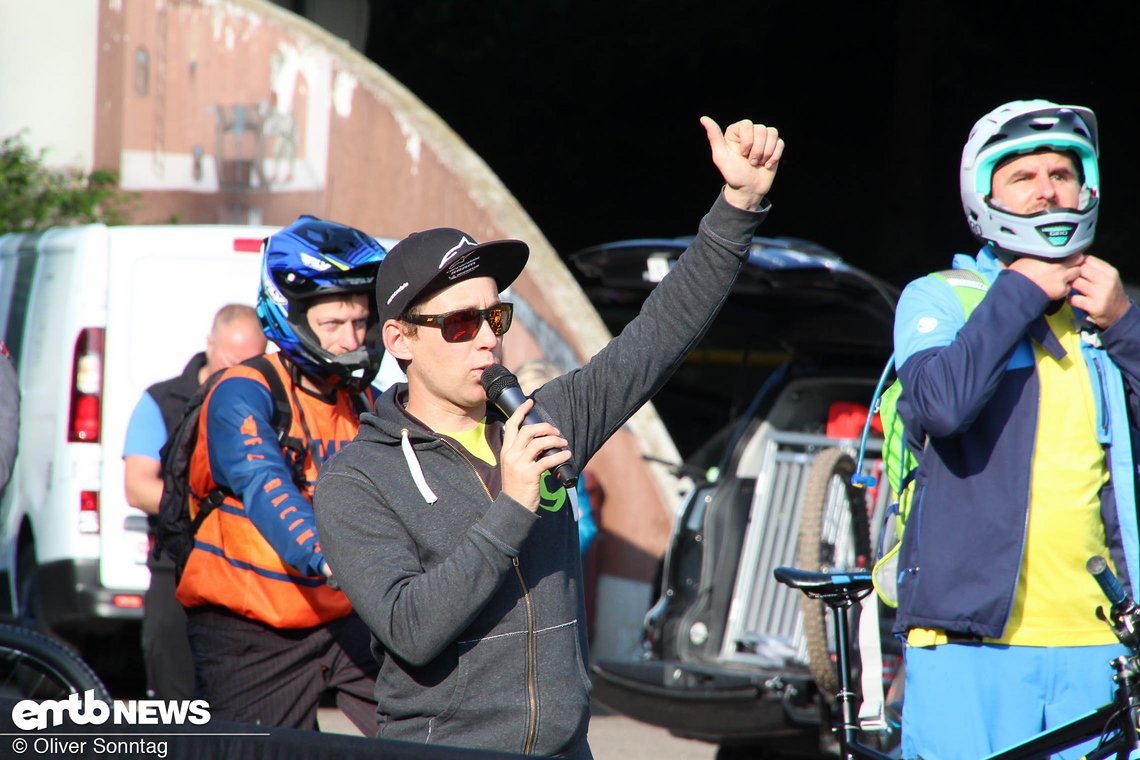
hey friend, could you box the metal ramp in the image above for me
[718,423,886,668]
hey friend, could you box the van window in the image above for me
[0,233,42,362]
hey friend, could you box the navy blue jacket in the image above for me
[892,248,1140,638]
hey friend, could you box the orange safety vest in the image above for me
[176,353,362,629]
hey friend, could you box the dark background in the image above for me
[363,1,1137,290]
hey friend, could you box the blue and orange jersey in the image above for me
[176,352,372,629]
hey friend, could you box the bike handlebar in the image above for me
[1088,555,1128,608]
[1087,555,1140,651]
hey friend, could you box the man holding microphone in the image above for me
[315,114,785,757]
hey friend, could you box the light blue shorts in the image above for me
[902,641,1126,760]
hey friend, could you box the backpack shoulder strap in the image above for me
[883,267,991,496]
[930,268,988,319]
[240,354,307,490]
[242,354,292,438]
[350,387,377,417]
[933,267,986,288]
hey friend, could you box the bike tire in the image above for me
[796,448,872,697]
[0,622,112,701]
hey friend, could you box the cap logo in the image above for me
[439,237,476,270]
[386,281,410,305]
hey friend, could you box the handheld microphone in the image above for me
[482,364,578,488]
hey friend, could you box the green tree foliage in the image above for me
[0,132,135,234]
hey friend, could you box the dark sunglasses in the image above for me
[402,303,514,343]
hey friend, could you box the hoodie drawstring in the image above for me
[401,428,438,504]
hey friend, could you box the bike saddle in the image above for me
[773,566,874,602]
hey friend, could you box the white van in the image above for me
[0,224,280,654]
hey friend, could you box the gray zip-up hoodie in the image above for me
[313,193,768,757]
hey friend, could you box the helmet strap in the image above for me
[282,354,338,400]
[988,243,1019,268]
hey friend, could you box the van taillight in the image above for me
[112,594,144,609]
[79,490,100,534]
[68,328,105,443]
[233,238,262,253]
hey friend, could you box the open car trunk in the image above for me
[571,236,899,748]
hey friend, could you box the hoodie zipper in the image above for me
[434,435,537,751]
[513,556,538,754]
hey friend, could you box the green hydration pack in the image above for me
[867,269,988,607]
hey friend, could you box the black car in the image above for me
[570,236,901,758]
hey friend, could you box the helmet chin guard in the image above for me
[960,100,1099,260]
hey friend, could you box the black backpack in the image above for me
[153,354,307,576]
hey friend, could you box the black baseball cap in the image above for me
[376,228,530,324]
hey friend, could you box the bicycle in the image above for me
[774,557,1140,760]
[772,566,892,760]
[0,620,111,701]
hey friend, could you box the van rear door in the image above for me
[7,226,110,580]
[100,226,272,594]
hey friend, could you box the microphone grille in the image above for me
[481,364,517,401]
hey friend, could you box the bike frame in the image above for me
[775,565,1140,760]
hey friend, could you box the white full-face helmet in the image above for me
[960,99,1099,259]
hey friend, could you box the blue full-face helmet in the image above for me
[257,215,386,391]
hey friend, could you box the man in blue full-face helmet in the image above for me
[892,100,1140,758]
[175,215,387,731]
